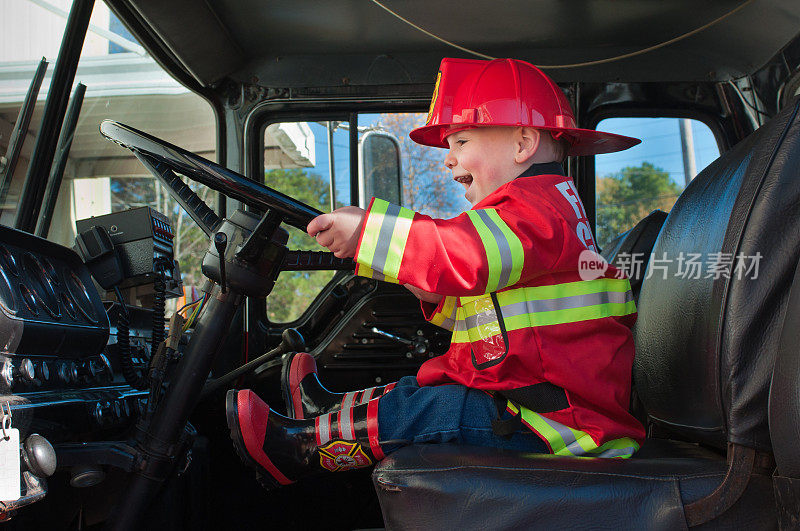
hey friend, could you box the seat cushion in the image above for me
[372,441,775,530]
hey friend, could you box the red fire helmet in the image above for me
[410,58,641,156]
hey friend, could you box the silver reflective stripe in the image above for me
[368,269,389,282]
[597,446,637,458]
[342,391,358,406]
[475,209,514,289]
[463,306,498,331]
[453,316,467,333]
[318,413,331,445]
[440,317,456,330]
[340,393,356,440]
[539,413,579,449]
[372,203,403,273]
[500,290,633,318]
[359,387,376,404]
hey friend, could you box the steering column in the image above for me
[110,210,288,531]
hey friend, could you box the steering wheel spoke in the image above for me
[134,152,221,237]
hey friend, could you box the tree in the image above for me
[595,162,682,249]
[377,113,468,218]
[262,168,334,322]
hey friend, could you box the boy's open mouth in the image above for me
[454,174,473,186]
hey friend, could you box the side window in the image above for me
[594,117,720,249]
[264,121,351,323]
[359,113,469,218]
[266,114,471,323]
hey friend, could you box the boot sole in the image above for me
[225,389,281,490]
[279,352,298,419]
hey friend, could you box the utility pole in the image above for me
[679,119,697,187]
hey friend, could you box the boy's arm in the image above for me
[354,197,565,296]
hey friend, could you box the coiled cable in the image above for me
[115,286,147,390]
[151,263,167,355]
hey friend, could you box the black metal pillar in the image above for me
[35,83,86,238]
[15,0,94,232]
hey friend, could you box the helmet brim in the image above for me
[409,123,641,156]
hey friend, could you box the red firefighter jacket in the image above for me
[353,163,646,457]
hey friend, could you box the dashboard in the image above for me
[0,224,151,499]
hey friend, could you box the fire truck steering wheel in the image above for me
[99,119,323,232]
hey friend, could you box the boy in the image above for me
[226,58,645,488]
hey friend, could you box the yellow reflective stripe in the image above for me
[459,294,493,317]
[429,296,457,331]
[452,280,636,343]
[453,300,636,342]
[451,306,469,343]
[355,263,400,284]
[357,199,389,266]
[355,199,414,280]
[461,278,632,307]
[510,401,639,458]
[484,209,524,286]
[467,210,502,292]
[503,300,637,329]
[466,209,524,293]
[507,278,632,302]
[383,207,415,279]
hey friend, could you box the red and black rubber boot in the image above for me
[280,352,397,419]
[226,388,388,489]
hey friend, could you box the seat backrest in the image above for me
[633,96,800,453]
[601,209,668,303]
[770,256,800,476]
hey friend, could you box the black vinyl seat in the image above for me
[601,209,668,303]
[372,97,800,529]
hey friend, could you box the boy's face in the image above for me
[443,127,523,206]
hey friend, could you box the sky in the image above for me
[595,117,720,188]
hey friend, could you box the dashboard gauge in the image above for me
[60,292,77,320]
[0,265,16,314]
[39,257,61,286]
[23,254,60,319]
[18,284,38,315]
[66,272,98,323]
[0,247,19,276]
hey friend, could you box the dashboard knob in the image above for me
[36,361,52,384]
[96,354,113,383]
[78,360,98,384]
[16,359,36,385]
[93,402,104,424]
[58,361,78,385]
[22,434,56,478]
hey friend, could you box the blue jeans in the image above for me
[377,376,549,454]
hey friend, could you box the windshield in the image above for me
[0,1,217,294]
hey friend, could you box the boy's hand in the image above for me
[307,206,366,258]
[404,284,443,305]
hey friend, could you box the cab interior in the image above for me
[2,0,800,529]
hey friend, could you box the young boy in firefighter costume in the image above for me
[226,57,647,488]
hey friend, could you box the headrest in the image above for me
[634,97,800,452]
